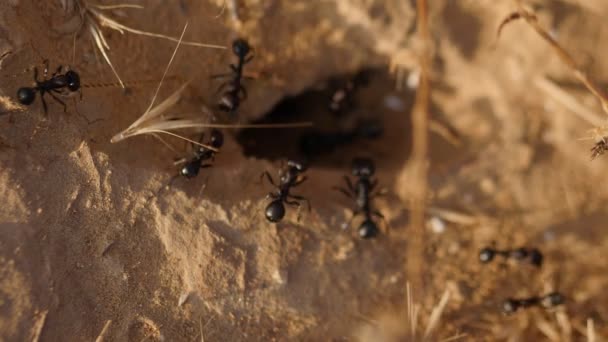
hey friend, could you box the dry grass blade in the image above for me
[587,319,596,342]
[497,2,608,115]
[406,0,432,295]
[87,6,226,49]
[111,23,312,149]
[95,320,112,342]
[87,18,124,88]
[76,0,225,87]
[423,288,451,340]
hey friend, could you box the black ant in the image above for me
[328,71,370,117]
[334,157,385,239]
[213,38,253,115]
[479,246,543,267]
[502,292,565,314]
[16,60,80,114]
[262,160,310,223]
[177,129,224,179]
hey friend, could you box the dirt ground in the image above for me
[1,0,608,341]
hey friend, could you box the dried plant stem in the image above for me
[95,320,112,342]
[534,76,604,127]
[499,2,608,115]
[407,0,431,293]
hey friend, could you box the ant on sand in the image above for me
[479,246,543,268]
[334,157,385,239]
[214,39,253,116]
[176,129,224,179]
[16,60,80,114]
[262,160,310,223]
[502,292,565,314]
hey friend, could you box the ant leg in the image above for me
[289,194,311,212]
[332,186,353,199]
[343,176,355,193]
[245,55,254,63]
[230,64,238,72]
[260,171,277,187]
[40,93,49,116]
[52,65,62,77]
[238,85,247,100]
[33,67,40,83]
[48,91,67,113]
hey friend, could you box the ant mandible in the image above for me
[334,157,385,239]
[17,60,80,114]
[262,160,310,223]
[178,129,224,179]
[502,292,565,314]
[214,39,253,116]
[479,246,543,267]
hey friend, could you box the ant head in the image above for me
[352,157,375,177]
[180,160,200,178]
[17,87,36,105]
[265,200,285,223]
[65,70,80,91]
[232,39,251,58]
[218,92,240,112]
[287,160,307,172]
[541,292,564,308]
[358,219,379,239]
[529,248,543,267]
[502,299,519,314]
[479,247,495,263]
[209,129,224,149]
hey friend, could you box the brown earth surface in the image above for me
[1,0,608,341]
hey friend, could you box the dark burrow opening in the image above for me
[235,69,415,173]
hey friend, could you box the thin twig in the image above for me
[407,0,432,294]
[498,2,608,115]
[95,320,112,342]
[534,76,604,127]
[30,310,48,342]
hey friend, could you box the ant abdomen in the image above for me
[359,219,379,239]
[209,129,224,149]
[479,247,495,263]
[180,161,201,178]
[265,200,286,223]
[17,88,36,105]
[65,70,81,91]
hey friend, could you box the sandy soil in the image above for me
[2,0,608,341]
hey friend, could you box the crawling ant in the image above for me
[335,157,385,239]
[177,129,224,178]
[262,160,310,223]
[479,246,543,267]
[502,292,565,314]
[16,60,80,114]
[213,38,253,115]
[299,119,383,157]
[328,71,370,117]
